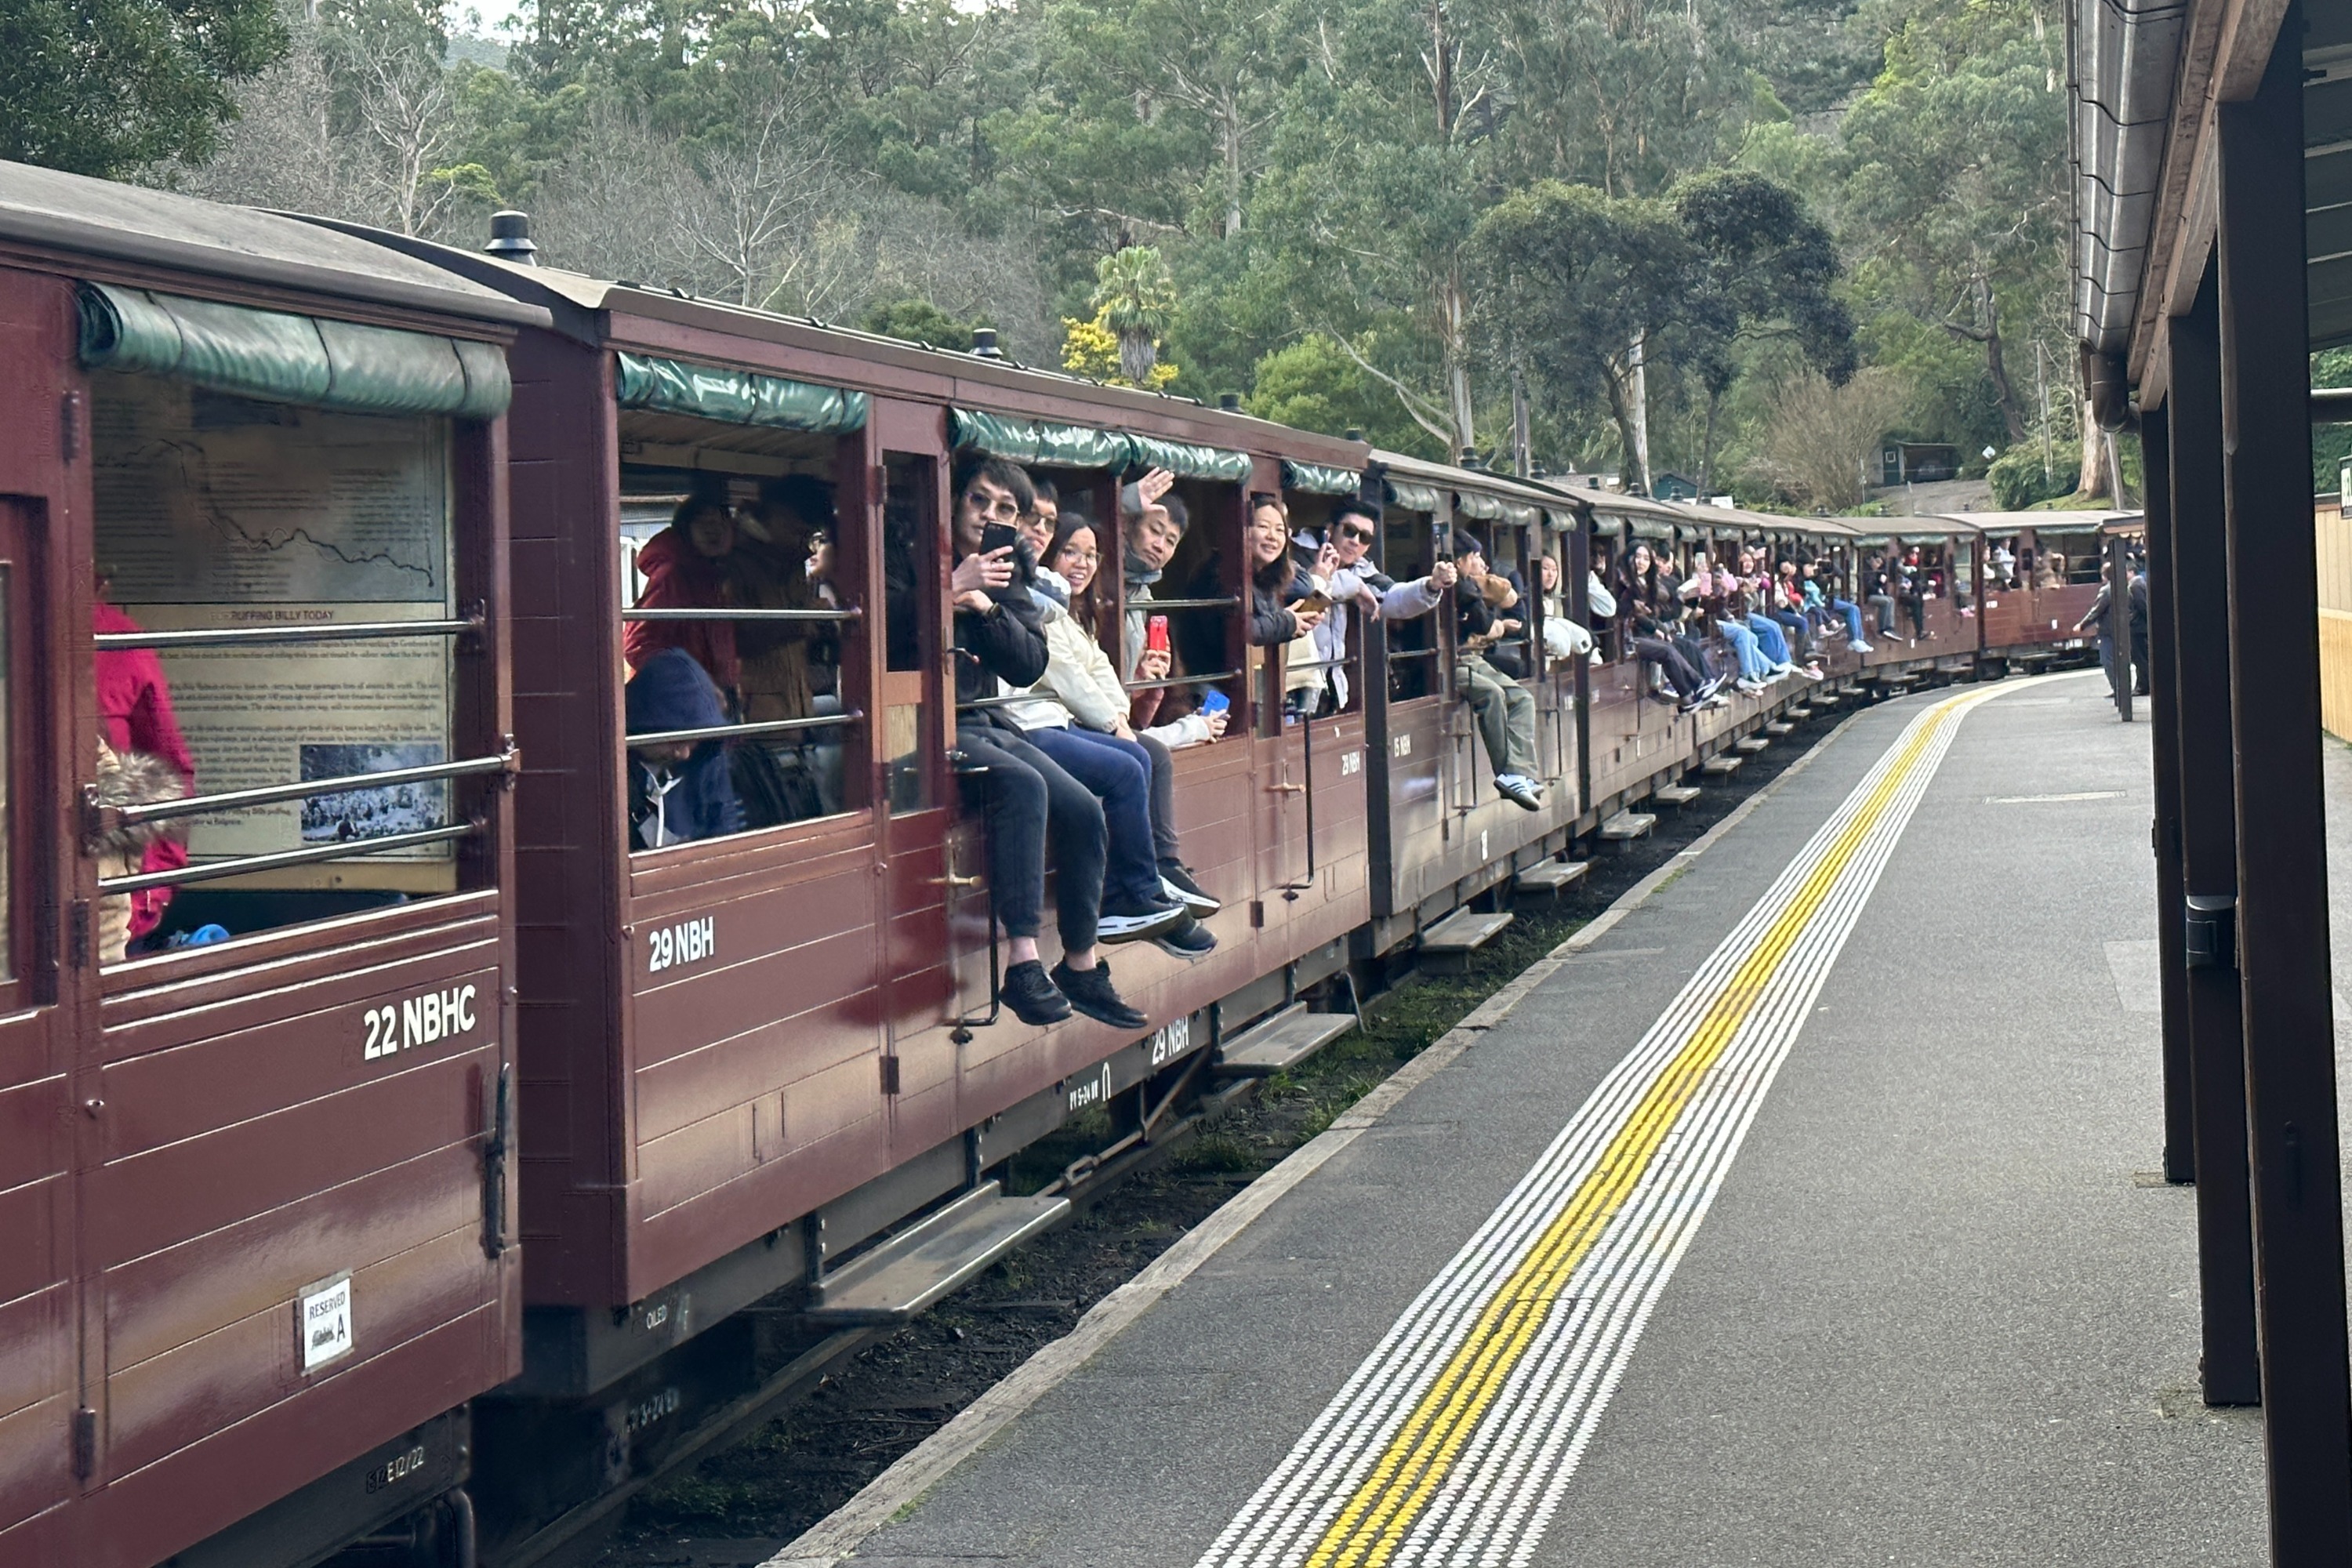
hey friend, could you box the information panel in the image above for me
[91,375,458,884]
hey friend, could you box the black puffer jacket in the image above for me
[884,535,1049,731]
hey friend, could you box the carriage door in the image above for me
[871,402,967,1155]
[0,497,75,1558]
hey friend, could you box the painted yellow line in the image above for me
[1303,702,1959,1568]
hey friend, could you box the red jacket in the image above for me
[623,526,738,693]
[94,601,196,938]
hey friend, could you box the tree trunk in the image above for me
[1696,385,1721,497]
[1604,369,1643,492]
[1438,268,1474,453]
[1220,88,1243,239]
[2078,400,2107,497]
[1120,329,1156,386]
[1975,275,2029,443]
[1627,332,1653,495]
[1510,368,1531,477]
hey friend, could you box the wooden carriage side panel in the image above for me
[622,826,890,1299]
[505,329,629,1306]
[0,269,76,1557]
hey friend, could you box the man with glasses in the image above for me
[1294,499,1456,714]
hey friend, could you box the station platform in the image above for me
[775,673,2270,1568]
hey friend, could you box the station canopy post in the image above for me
[2168,274,2261,1409]
[2139,408,2194,1185]
[2216,9,2352,1548]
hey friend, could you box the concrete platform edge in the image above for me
[762,713,1860,1568]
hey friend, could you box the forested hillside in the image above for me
[2,0,2082,508]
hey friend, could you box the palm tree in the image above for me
[1090,247,1178,385]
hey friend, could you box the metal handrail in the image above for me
[621,606,862,622]
[628,710,862,748]
[1386,646,1442,662]
[100,822,480,895]
[1129,597,1240,612]
[1123,669,1240,693]
[98,749,517,829]
[96,616,480,652]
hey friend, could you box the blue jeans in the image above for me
[1745,614,1791,666]
[1022,724,1163,910]
[1829,597,1867,644]
[1717,619,1769,680]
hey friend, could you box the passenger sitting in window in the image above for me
[1001,506,1218,956]
[730,476,831,724]
[1246,495,1326,649]
[1022,475,1062,561]
[890,455,1178,1031]
[624,490,739,699]
[1119,468,1186,729]
[1535,552,1595,670]
[1046,513,1225,753]
[626,648,744,849]
[1287,500,1451,715]
[1614,543,1717,712]
[1448,531,1543,811]
[94,585,197,947]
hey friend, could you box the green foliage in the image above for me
[1987,439,2079,510]
[859,296,985,353]
[1244,335,1440,457]
[1090,246,1178,383]
[2317,347,2352,494]
[1,0,288,176]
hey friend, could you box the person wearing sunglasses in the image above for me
[1290,499,1456,714]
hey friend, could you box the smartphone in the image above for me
[979,521,1020,557]
[1146,615,1171,652]
[1294,590,1333,615]
[1197,688,1231,717]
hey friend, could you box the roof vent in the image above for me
[1343,426,1364,442]
[485,210,539,265]
[971,328,1004,359]
[1218,392,1241,411]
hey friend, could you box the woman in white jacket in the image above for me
[1000,514,1225,920]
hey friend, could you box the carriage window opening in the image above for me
[89,372,469,960]
[882,452,938,815]
[616,412,861,848]
[1272,492,1367,722]
[1382,506,1441,702]
[1125,476,1241,737]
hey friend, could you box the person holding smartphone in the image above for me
[887,456,1181,1030]
[1450,531,1544,811]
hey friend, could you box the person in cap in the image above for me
[1449,530,1544,811]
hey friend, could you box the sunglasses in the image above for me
[1338,524,1375,543]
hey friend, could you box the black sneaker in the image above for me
[1154,911,1217,958]
[1049,960,1148,1031]
[1096,898,1187,945]
[1159,863,1221,916]
[1000,960,1071,1026]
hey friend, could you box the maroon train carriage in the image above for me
[303,220,1385,1549]
[1965,510,2127,668]
[1357,454,1591,943]
[0,163,537,1568]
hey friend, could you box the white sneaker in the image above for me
[1851,641,1874,655]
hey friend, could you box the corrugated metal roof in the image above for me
[0,160,546,328]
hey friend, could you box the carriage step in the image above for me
[804,1181,1069,1324]
[1785,706,1813,720]
[1733,737,1770,754]
[1652,784,1702,808]
[1421,908,1515,955]
[1811,691,1842,706]
[1515,858,1591,895]
[1765,721,1795,736]
[1599,811,1657,847]
[1700,754,1744,777]
[1216,1002,1357,1077]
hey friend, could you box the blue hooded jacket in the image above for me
[626,649,745,848]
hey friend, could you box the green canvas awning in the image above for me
[1127,434,1253,483]
[1385,478,1443,513]
[1544,508,1579,532]
[1497,499,1541,528]
[617,353,866,434]
[949,408,1129,469]
[1454,490,1504,521]
[78,282,510,419]
[1281,459,1361,496]
[1607,510,1676,540]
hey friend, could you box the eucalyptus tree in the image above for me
[2,0,287,176]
